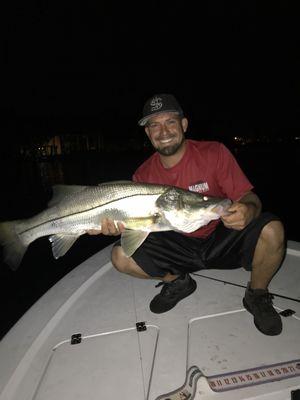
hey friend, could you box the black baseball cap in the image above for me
[138,93,184,126]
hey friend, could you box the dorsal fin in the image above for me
[48,185,88,207]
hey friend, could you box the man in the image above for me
[91,93,286,336]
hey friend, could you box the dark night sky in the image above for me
[1,2,300,338]
[1,1,300,141]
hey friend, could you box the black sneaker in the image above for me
[150,274,197,314]
[243,283,282,336]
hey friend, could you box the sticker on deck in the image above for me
[208,358,300,392]
[156,359,300,399]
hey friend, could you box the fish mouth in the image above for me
[211,199,232,216]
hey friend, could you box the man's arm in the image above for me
[238,191,262,217]
[221,191,262,231]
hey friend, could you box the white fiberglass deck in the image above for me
[0,241,299,400]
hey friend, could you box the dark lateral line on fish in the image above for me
[18,191,162,235]
[192,273,300,304]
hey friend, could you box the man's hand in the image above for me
[221,202,254,230]
[86,218,125,236]
[221,191,262,231]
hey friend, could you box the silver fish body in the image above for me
[0,181,231,270]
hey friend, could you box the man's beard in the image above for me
[155,137,185,156]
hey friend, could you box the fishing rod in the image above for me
[193,273,300,304]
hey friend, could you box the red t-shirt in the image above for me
[133,140,253,238]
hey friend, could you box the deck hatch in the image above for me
[32,325,159,400]
[187,309,300,396]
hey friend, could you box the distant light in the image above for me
[233,136,244,143]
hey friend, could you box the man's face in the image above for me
[145,112,188,156]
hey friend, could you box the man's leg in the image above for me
[111,245,179,281]
[251,220,286,289]
[111,245,197,313]
[243,220,285,335]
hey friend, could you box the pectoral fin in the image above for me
[121,230,149,257]
[49,234,80,259]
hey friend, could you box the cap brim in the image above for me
[138,110,182,126]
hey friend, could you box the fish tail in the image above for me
[0,220,28,270]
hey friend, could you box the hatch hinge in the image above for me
[71,333,82,344]
[291,388,300,399]
[136,322,147,332]
[279,309,296,317]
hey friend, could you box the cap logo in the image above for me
[150,96,163,112]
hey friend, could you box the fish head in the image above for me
[156,188,232,232]
[185,194,232,217]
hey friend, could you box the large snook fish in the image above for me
[0,181,231,270]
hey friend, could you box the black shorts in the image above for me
[114,212,281,278]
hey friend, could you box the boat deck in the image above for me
[0,241,299,400]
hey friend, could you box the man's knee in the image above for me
[260,220,285,249]
[111,246,140,275]
[111,246,131,273]
[111,245,151,279]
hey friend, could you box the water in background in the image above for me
[0,144,299,338]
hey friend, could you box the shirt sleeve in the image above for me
[216,143,254,201]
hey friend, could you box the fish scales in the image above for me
[17,183,167,232]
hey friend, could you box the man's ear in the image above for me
[145,127,150,137]
[182,117,188,133]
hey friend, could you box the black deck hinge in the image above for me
[291,388,300,399]
[136,322,147,332]
[71,333,82,344]
[279,309,296,317]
